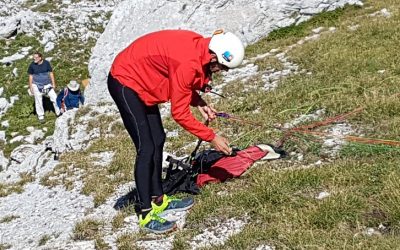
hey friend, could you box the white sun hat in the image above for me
[67,80,80,91]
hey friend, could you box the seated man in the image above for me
[28,52,61,122]
[56,80,85,113]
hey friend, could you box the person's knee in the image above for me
[137,143,156,160]
[154,132,166,149]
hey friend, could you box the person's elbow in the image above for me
[171,111,184,124]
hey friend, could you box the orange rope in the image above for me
[219,106,400,148]
[292,107,364,131]
[277,107,367,148]
[294,130,400,147]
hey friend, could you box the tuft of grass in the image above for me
[254,55,284,72]
[268,5,362,41]
[94,236,109,250]
[378,171,400,229]
[38,234,51,246]
[116,233,144,250]
[340,143,400,158]
[0,172,35,197]
[0,243,12,250]
[72,219,103,241]
[0,215,20,223]
[111,203,136,230]
[111,212,126,230]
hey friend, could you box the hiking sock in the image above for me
[141,208,152,218]
[153,195,164,206]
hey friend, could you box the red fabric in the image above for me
[110,30,215,141]
[196,146,268,187]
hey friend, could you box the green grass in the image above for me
[0,243,11,250]
[116,233,144,250]
[0,29,96,157]
[0,173,34,197]
[72,218,104,240]
[38,234,51,246]
[0,215,19,223]
[3,0,400,248]
[163,1,400,248]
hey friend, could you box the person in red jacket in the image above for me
[108,29,244,233]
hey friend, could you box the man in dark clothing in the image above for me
[108,29,245,234]
[28,52,60,122]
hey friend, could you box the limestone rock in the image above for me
[87,0,363,104]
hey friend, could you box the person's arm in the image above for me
[79,92,85,105]
[170,63,232,154]
[28,75,33,94]
[47,61,56,89]
[170,64,214,140]
[192,96,217,122]
[191,95,230,154]
[49,72,56,89]
[56,89,64,109]
[27,64,34,94]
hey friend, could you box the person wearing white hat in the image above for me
[56,80,85,113]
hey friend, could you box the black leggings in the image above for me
[108,74,165,211]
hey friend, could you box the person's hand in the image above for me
[198,105,217,121]
[210,134,232,155]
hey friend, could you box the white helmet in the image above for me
[209,30,245,69]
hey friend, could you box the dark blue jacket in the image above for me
[57,88,85,110]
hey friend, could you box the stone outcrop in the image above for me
[86,0,363,104]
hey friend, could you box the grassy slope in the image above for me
[0,28,97,157]
[164,1,400,249]
[3,0,400,248]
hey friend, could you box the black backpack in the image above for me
[161,148,240,195]
[113,149,227,212]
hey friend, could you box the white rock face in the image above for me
[189,217,247,249]
[0,46,32,64]
[87,0,363,104]
[0,97,10,117]
[316,191,331,200]
[0,10,45,39]
[283,109,326,129]
[1,120,9,128]
[0,130,5,142]
[0,144,45,183]
[52,104,118,154]
[321,122,354,157]
[0,182,93,249]
[0,150,9,170]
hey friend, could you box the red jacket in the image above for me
[110,30,215,141]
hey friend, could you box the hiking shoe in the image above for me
[38,118,45,124]
[139,210,176,234]
[152,195,194,216]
